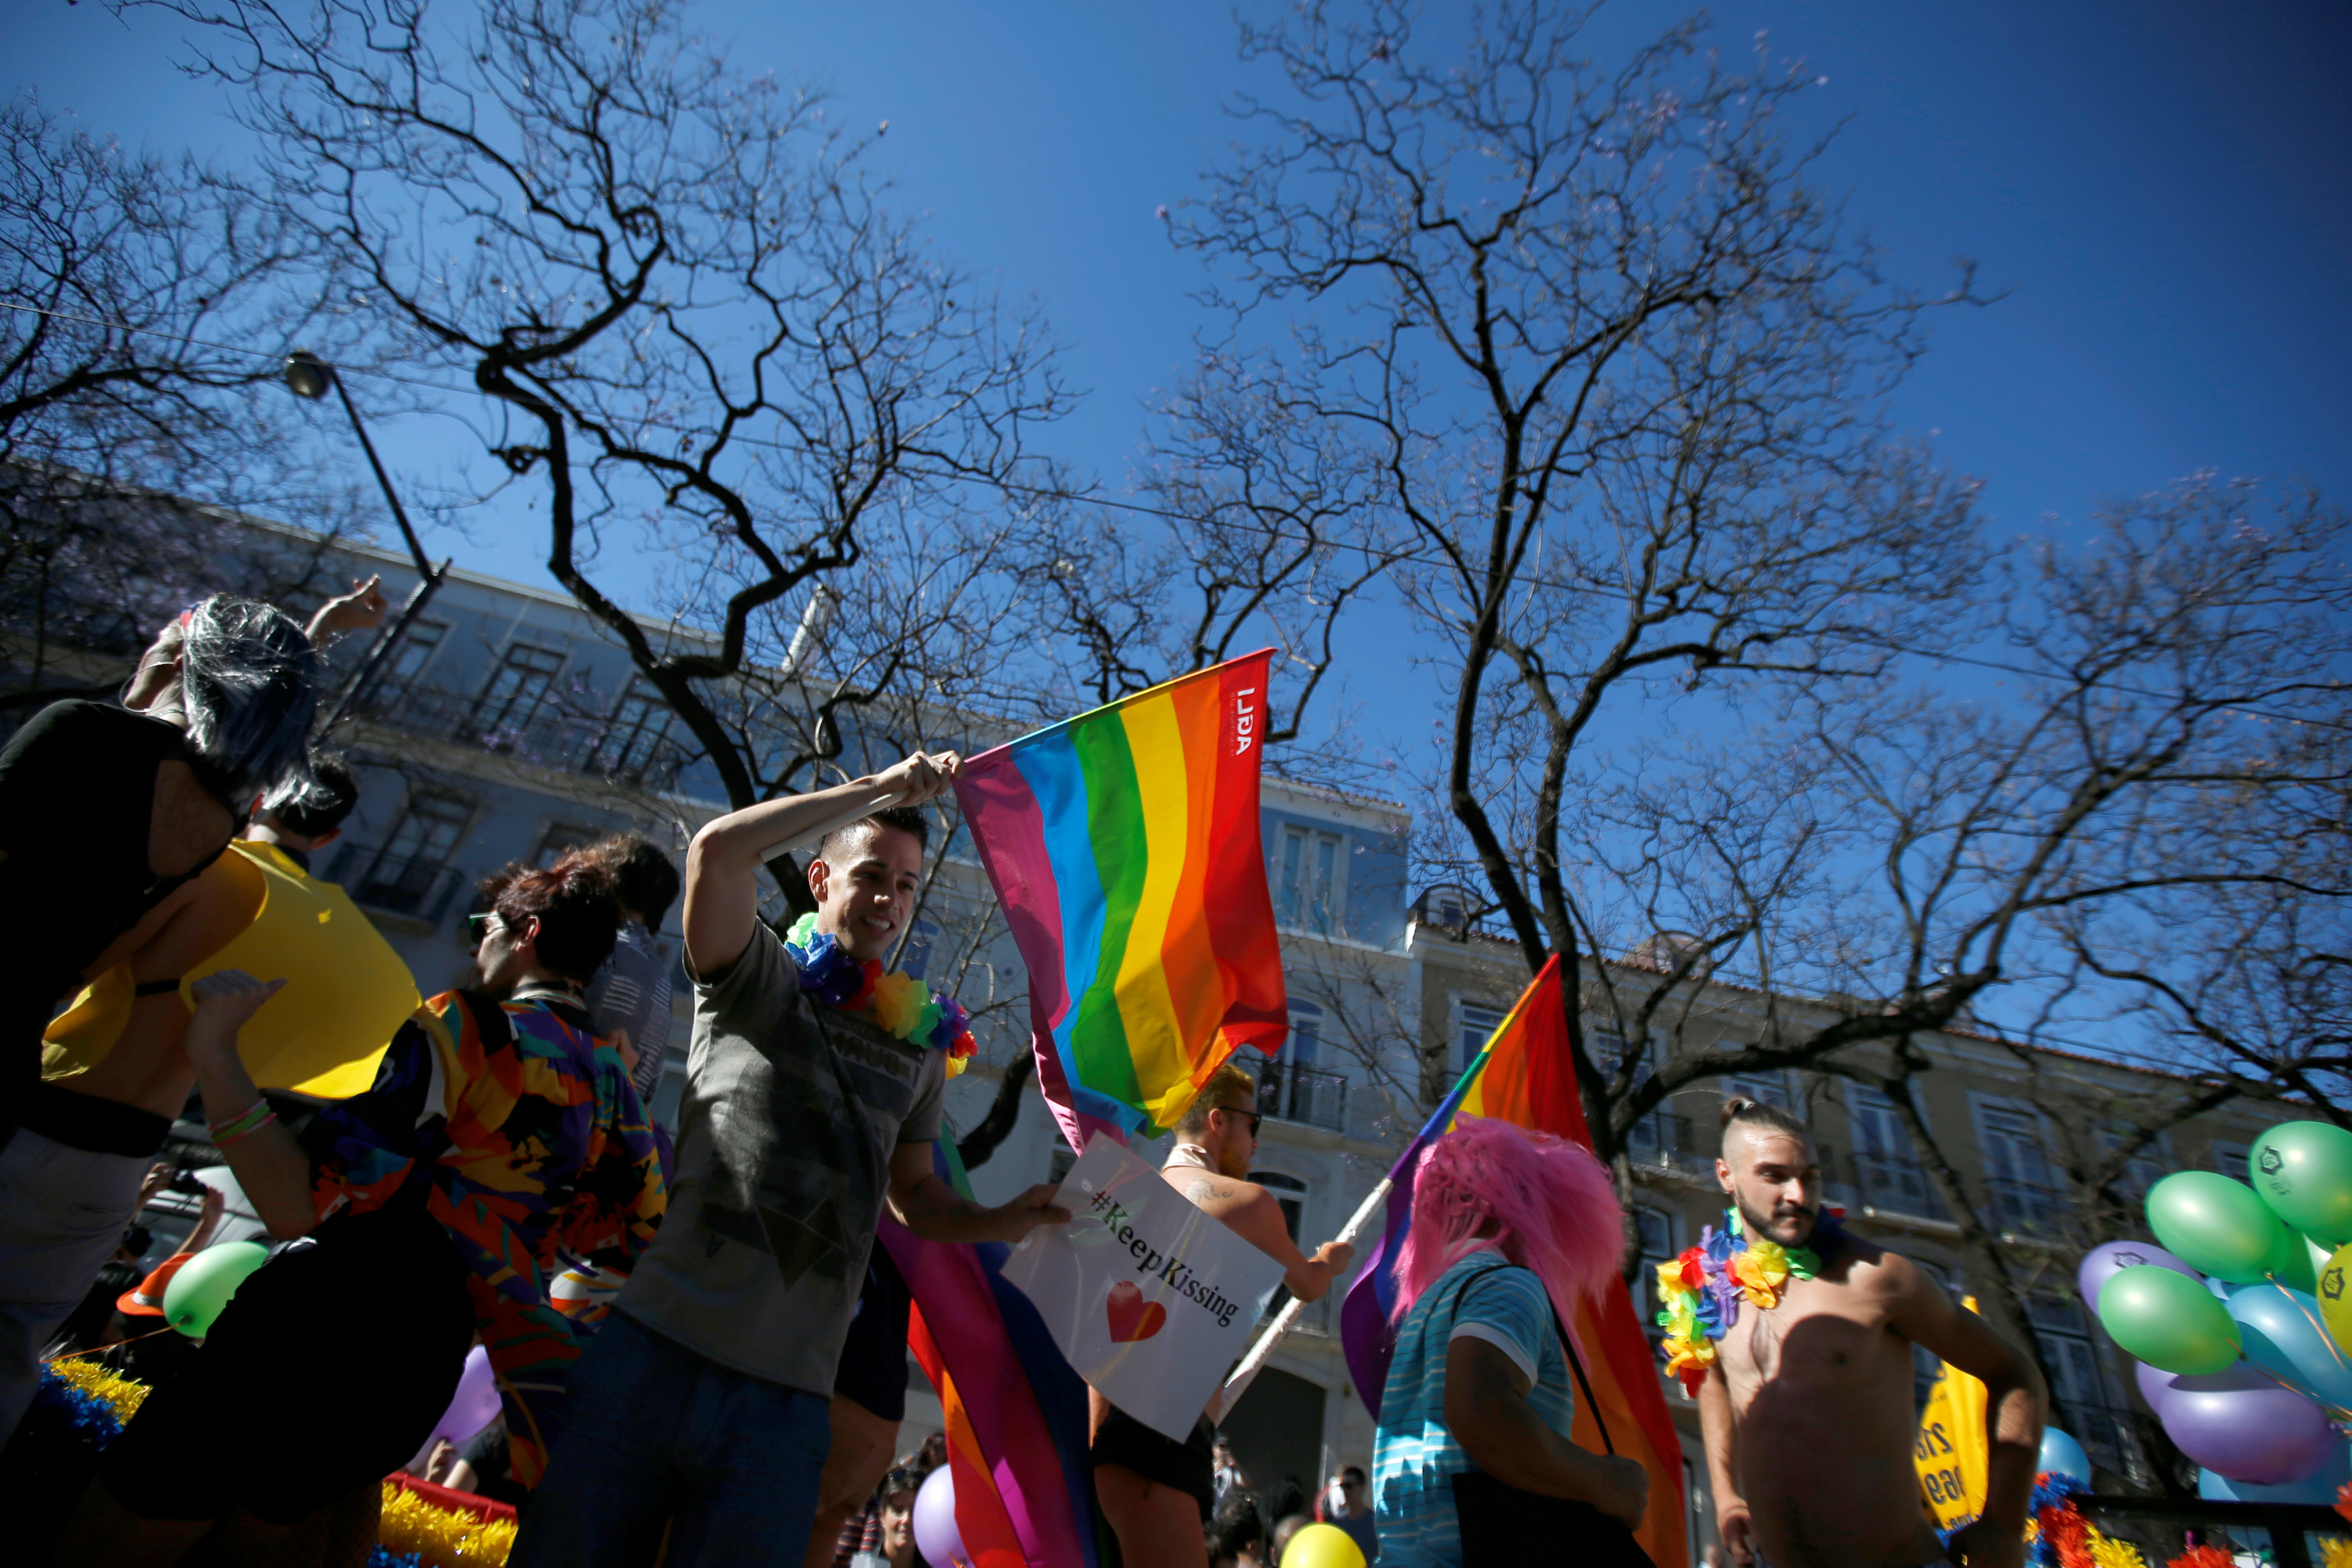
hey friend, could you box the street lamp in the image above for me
[284,350,452,730]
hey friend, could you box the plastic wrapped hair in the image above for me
[179,596,321,808]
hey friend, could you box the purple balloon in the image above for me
[2079,1240,2201,1313]
[431,1345,501,1446]
[912,1465,970,1568]
[2157,1362,2339,1485]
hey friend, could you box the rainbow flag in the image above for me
[954,651,1285,1136]
[880,1143,1097,1568]
[1337,955,1689,1568]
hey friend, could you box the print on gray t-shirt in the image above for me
[615,920,946,1394]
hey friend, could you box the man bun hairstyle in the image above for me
[587,832,681,929]
[179,595,321,808]
[1175,1061,1259,1136]
[477,848,622,985]
[1720,1095,1810,1142]
[818,803,930,863]
[261,752,360,838]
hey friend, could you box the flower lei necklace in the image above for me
[784,913,978,1076]
[1654,1205,1846,1394]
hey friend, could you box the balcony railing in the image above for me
[331,843,468,926]
[347,681,694,791]
[1258,1061,1348,1133]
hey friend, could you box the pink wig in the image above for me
[1390,1116,1626,1354]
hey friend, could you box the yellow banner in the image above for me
[1914,1297,1990,1530]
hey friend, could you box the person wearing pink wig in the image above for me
[1369,1116,1648,1566]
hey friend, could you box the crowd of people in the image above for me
[0,583,2048,1568]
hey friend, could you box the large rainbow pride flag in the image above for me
[880,1141,1099,1568]
[954,651,1286,1137]
[1337,955,1690,1567]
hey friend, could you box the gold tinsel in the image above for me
[2320,1538,2352,1568]
[2089,1536,2148,1568]
[377,1481,515,1567]
[48,1356,151,1424]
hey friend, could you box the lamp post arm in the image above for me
[330,372,433,581]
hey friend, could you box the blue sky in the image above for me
[14,0,2351,717]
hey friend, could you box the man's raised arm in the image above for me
[681,751,959,977]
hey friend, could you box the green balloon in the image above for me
[2267,1221,2320,1294]
[2097,1264,2243,1375]
[2146,1171,2288,1284]
[2249,1122,2352,1248]
[161,1241,269,1339]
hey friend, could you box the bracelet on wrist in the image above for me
[215,1110,279,1149]
[208,1099,273,1142]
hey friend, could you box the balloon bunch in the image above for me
[2082,1121,2352,1495]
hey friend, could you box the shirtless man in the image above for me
[1090,1062,1356,1568]
[1698,1098,2044,1568]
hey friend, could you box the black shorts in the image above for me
[102,1204,474,1526]
[833,1248,911,1423]
[1091,1405,1216,1521]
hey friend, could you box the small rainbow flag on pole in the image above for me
[1338,955,1690,1568]
[954,651,1286,1136]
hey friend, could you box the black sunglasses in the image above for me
[1220,1105,1262,1137]
[465,912,499,943]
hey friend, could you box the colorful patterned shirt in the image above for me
[1371,1252,1575,1568]
[304,986,666,1485]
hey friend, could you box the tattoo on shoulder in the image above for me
[1184,1179,1233,1204]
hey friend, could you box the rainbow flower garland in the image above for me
[785,914,978,1076]
[1654,1206,1845,1393]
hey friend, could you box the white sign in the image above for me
[1001,1137,1287,1441]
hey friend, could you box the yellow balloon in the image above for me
[1279,1522,1367,1568]
[2321,1239,2352,1357]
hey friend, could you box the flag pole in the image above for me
[1217,1047,1496,1413]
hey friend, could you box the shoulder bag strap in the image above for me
[1447,1260,1618,1454]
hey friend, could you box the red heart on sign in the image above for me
[1106,1280,1169,1343]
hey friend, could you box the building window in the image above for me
[1252,1170,1308,1244]
[1274,824,1343,934]
[1847,1086,1943,1219]
[383,793,470,867]
[384,619,447,688]
[1975,1098,2065,1233]
[2027,1294,2111,1437]
[1261,1002,1345,1131]
[2096,1125,2169,1208]
[473,641,565,739]
[357,792,470,918]
[593,677,673,780]
[1286,1000,1322,1068]
[1049,1139,1077,1186]
[2208,1139,2252,1179]
[1720,1070,1792,1108]
[1458,1001,1507,1072]
[532,824,599,867]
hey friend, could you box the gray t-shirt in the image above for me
[615,919,946,1393]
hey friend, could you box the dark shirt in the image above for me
[0,701,226,1137]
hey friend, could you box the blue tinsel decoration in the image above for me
[24,1368,126,1448]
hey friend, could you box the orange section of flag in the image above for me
[909,1302,1025,1568]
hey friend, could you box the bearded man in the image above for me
[1694,1098,2045,1568]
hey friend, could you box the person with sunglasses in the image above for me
[56,848,665,1567]
[1090,1062,1357,1568]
